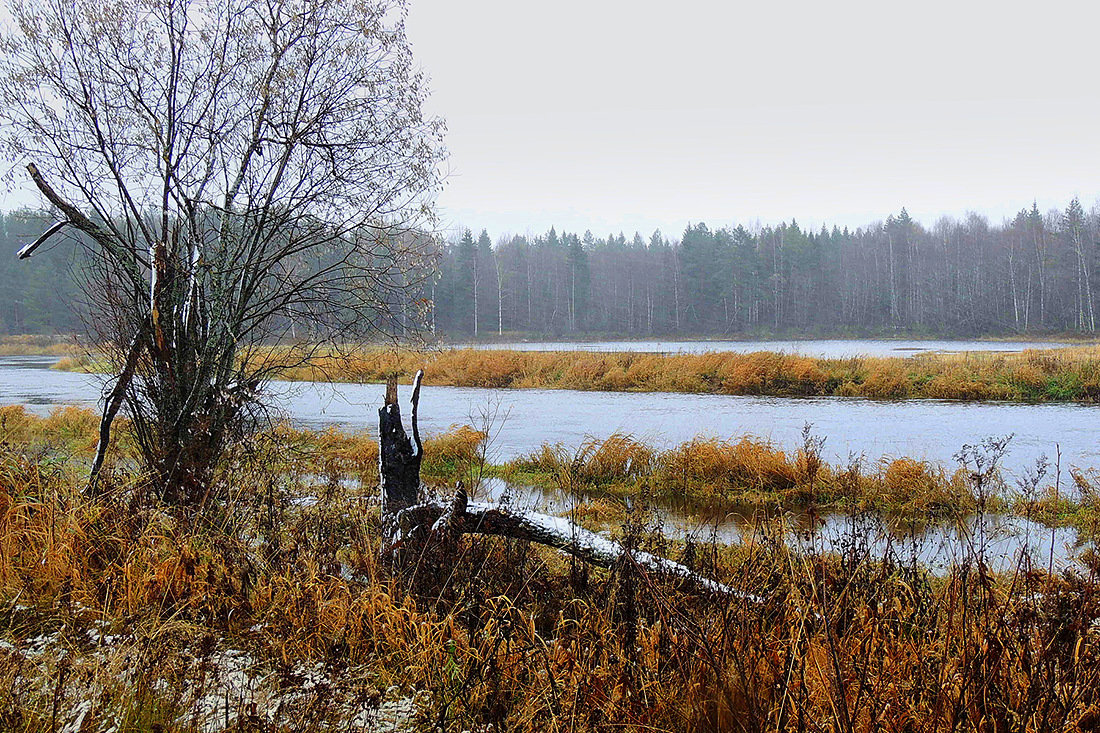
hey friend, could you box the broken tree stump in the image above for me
[378,371,423,515]
[377,372,753,600]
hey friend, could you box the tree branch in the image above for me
[16,220,71,259]
[88,318,149,492]
[25,163,146,286]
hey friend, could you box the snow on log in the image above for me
[378,374,755,600]
[392,497,747,598]
[16,220,70,259]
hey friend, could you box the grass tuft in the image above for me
[2,411,1100,730]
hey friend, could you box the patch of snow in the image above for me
[60,699,93,733]
[355,687,428,731]
[23,632,59,657]
[291,661,330,690]
[290,495,319,507]
[186,649,258,733]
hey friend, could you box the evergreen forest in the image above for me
[6,201,1100,338]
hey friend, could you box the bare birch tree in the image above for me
[1,0,445,504]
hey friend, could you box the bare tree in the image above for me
[1,0,445,503]
[1063,198,1095,332]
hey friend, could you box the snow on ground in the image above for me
[1,621,429,732]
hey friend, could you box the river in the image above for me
[2,354,1097,479]
[2,352,1095,570]
[452,338,1089,358]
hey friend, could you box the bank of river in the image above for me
[3,355,1097,483]
[453,338,1089,358]
[4,353,1096,570]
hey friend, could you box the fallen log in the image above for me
[378,372,755,600]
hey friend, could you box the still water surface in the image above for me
[2,355,1097,479]
[453,338,1088,358]
[472,477,1087,573]
[3,354,1095,569]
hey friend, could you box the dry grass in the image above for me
[2,432,1100,731]
[0,334,79,356]
[242,345,1100,402]
[1014,469,1100,541]
[264,421,487,489]
[4,404,1090,532]
[2,403,486,484]
[49,342,1100,402]
[508,432,1004,521]
[50,353,102,372]
[0,404,128,460]
[661,437,802,494]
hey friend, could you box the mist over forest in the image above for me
[5,199,1100,339]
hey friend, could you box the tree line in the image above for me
[6,200,1100,339]
[0,209,86,334]
[432,200,1100,338]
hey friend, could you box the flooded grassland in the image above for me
[3,406,1100,731]
[4,342,1100,730]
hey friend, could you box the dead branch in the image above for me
[378,374,752,599]
[88,320,149,492]
[16,219,71,259]
[378,370,423,514]
[390,495,742,597]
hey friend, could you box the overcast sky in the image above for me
[405,0,1100,240]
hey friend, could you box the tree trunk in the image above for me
[378,372,423,515]
[377,374,745,598]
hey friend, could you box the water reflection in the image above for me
[471,476,1090,574]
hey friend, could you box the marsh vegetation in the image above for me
[2,406,1100,731]
[60,343,1100,403]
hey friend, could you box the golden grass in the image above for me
[509,433,1002,520]
[0,334,79,356]
[2,438,1099,731]
[50,353,102,372]
[1,403,486,481]
[265,421,487,487]
[4,404,1083,530]
[662,437,802,493]
[47,341,1100,402]
[0,404,115,457]
[234,344,1100,402]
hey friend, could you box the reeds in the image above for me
[263,421,487,486]
[0,404,119,458]
[0,334,78,356]
[4,405,1083,529]
[202,344,1100,402]
[2,434,1100,731]
[47,342,1100,401]
[508,432,1008,521]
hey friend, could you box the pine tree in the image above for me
[476,229,495,336]
[566,233,590,332]
[456,229,476,335]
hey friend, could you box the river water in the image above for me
[2,352,1096,570]
[508,478,1084,573]
[2,355,1098,479]
[452,338,1089,358]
